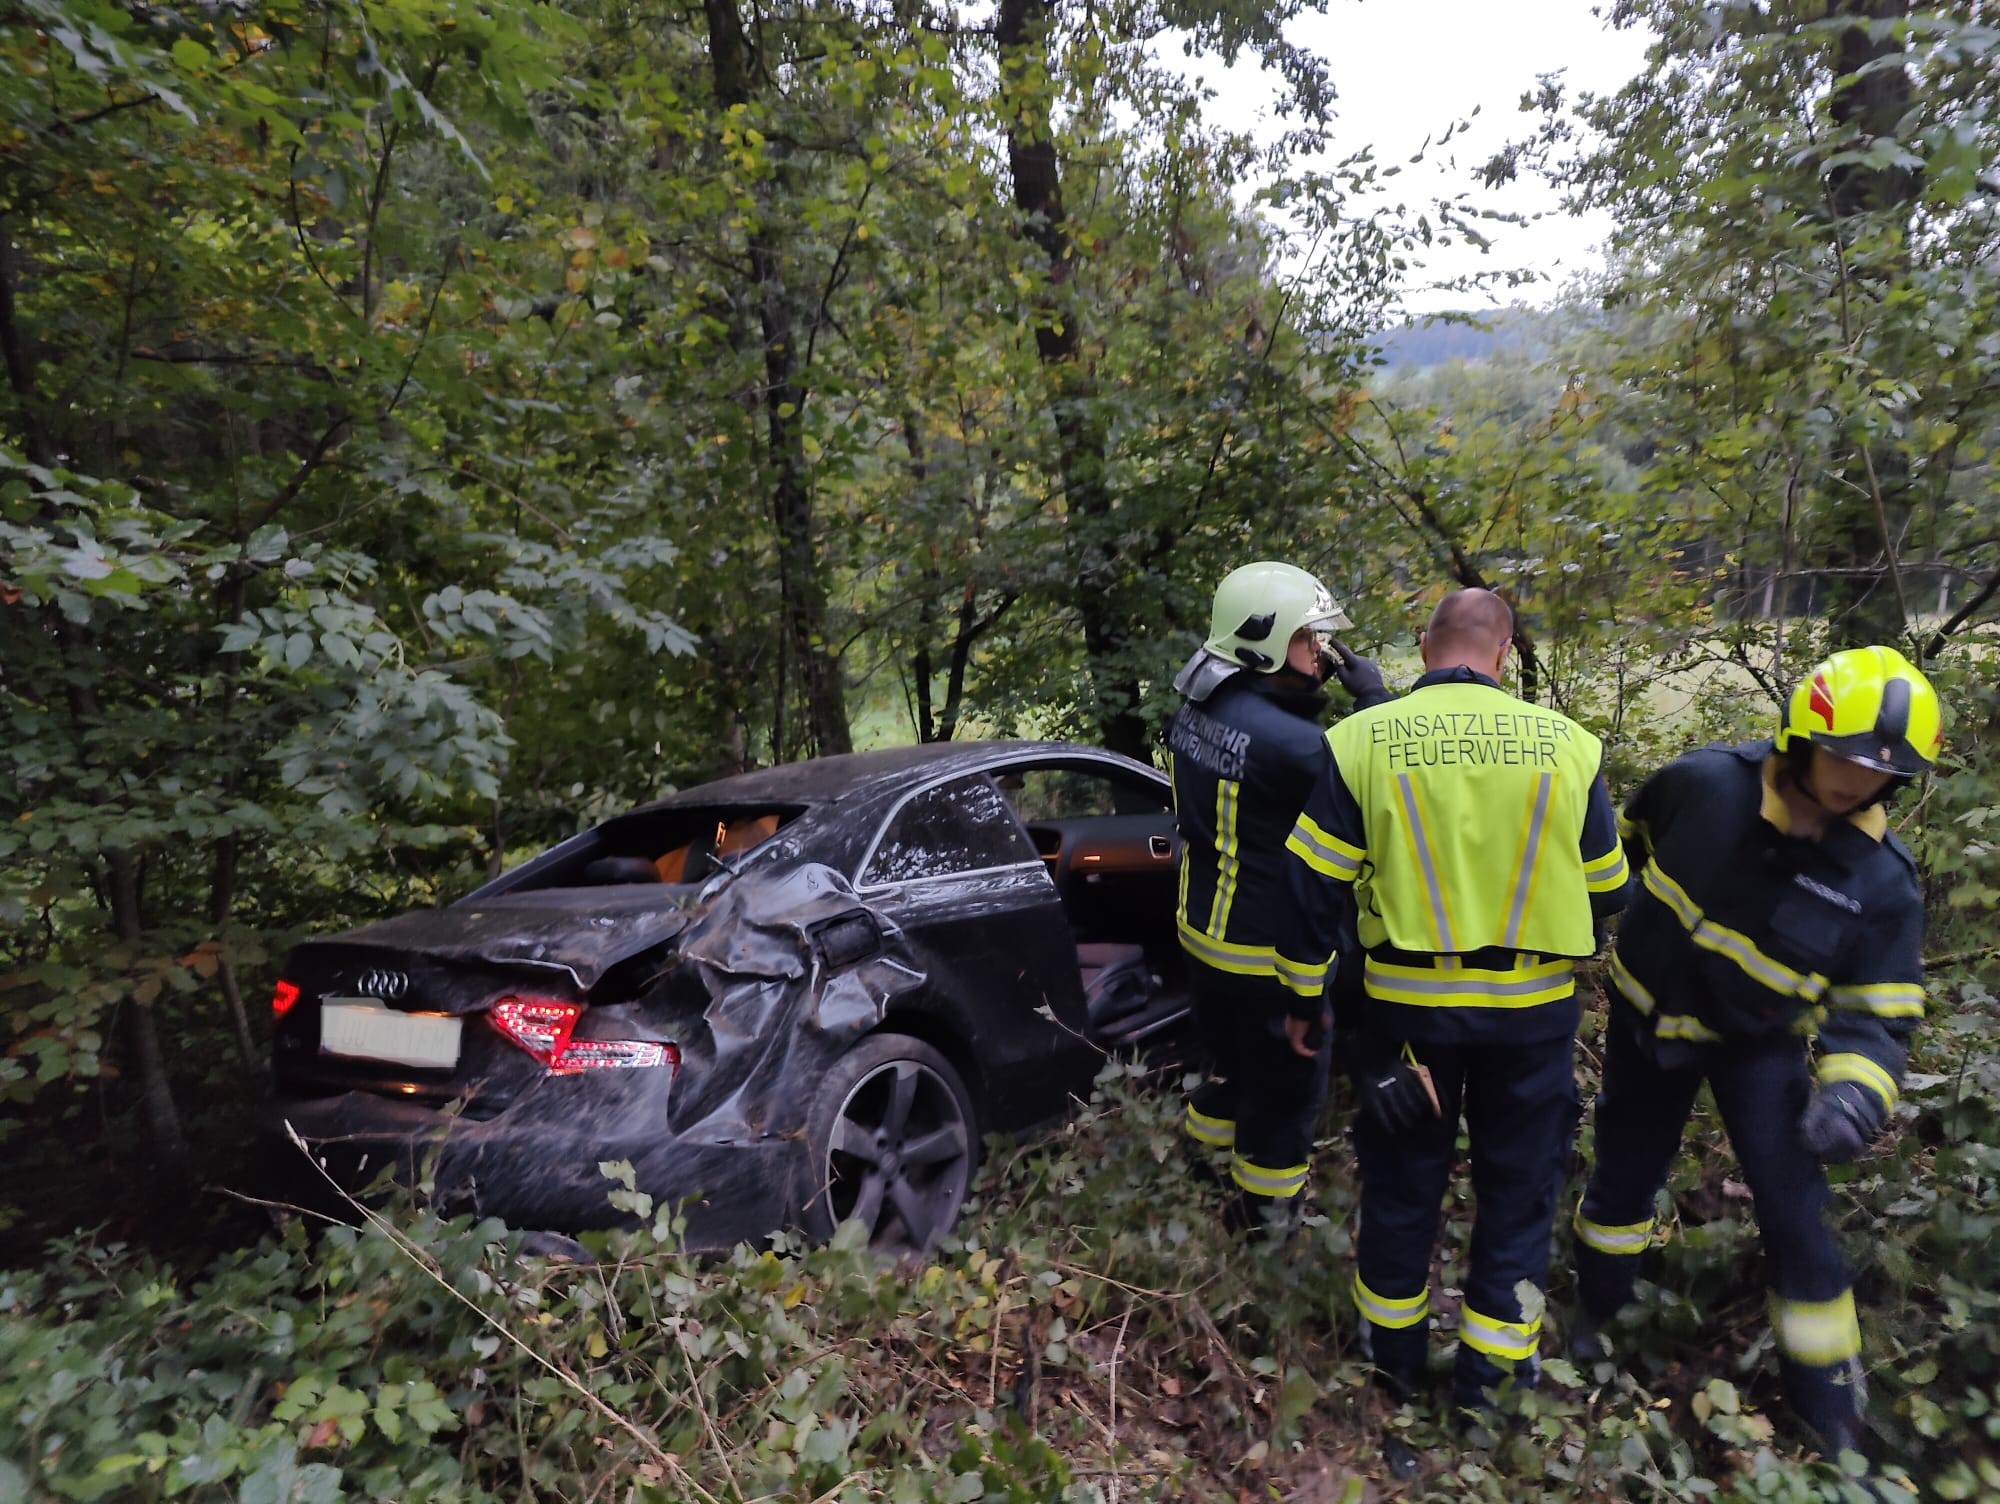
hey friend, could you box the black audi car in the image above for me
[269,741,1188,1253]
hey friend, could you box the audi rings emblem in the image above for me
[356,968,412,1000]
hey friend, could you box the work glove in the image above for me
[1321,640,1387,702]
[1352,1036,1439,1134]
[1800,1080,1887,1164]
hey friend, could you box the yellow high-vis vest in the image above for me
[1330,681,1604,959]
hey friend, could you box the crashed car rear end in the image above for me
[272,858,980,1247]
[267,744,1181,1251]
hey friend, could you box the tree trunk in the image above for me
[106,847,190,1176]
[1822,0,1917,647]
[756,225,853,756]
[0,218,55,466]
[207,841,261,1073]
[912,603,938,741]
[995,0,1146,758]
[901,415,941,742]
[702,0,852,757]
[939,582,1014,741]
[215,950,260,1073]
[898,413,1019,743]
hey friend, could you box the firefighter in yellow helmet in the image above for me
[1572,646,1943,1456]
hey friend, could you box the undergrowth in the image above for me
[8,981,1999,1504]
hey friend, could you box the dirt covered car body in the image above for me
[269,742,1188,1250]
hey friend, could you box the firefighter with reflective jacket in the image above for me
[1572,646,1942,1455]
[1275,589,1631,1413]
[1166,561,1389,1231]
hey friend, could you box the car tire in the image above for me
[801,1032,978,1256]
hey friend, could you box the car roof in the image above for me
[638,739,1159,812]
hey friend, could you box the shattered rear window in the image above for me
[654,811,785,882]
[503,805,808,892]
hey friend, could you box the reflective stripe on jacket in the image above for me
[1166,672,1350,1009]
[1612,739,1923,1109]
[1278,668,1628,1044]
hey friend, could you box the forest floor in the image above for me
[5,1023,1905,1504]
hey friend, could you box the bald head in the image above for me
[1422,589,1515,677]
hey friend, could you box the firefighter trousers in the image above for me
[1351,1033,1579,1410]
[1574,1008,1863,1442]
[1182,962,1331,1209]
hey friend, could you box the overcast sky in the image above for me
[1167,0,1656,316]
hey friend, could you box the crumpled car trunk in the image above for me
[288,883,704,997]
[271,864,935,1241]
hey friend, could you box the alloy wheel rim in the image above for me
[824,1058,970,1252]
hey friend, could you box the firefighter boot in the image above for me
[1380,1433,1423,1482]
[1222,1187,1302,1244]
[1567,1303,1612,1364]
[1784,1355,1866,1458]
[1357,1321,1428,1477]
[1573,1245,1641,1333]
[1358,1317,1427,1403]
[1180,1134,1224,1191]
[1572,1240,1640,1365]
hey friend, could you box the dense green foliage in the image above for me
[7,1055,1999,1501]
[3,0,1999,1496]
[0,0,1417,1168]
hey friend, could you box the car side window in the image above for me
[862,776,1037,886]
[998,767,1171,821]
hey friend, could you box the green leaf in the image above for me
[60,548,113,580]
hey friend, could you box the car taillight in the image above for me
[553,1040,676,1073]
[271,980,300,1018]
[489,996,676,1075]
[491,997,579,1064]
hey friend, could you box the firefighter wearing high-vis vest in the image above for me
[1166,561,1389,1233]
[1274,588,1631,1415]
[1571,646,1942,1456]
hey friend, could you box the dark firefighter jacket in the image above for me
[1275,667,1630,1045]
[1166,670,1388,1016]
[1611,739,1924,1113]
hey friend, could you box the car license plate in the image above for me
[320,999,462,1070]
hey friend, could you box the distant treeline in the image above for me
[1372,307,1561,369]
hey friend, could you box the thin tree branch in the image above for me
[37,37,275,137]
[1858,442,1912,636]
[803,179,874,374]
[418,464,577,545]
[381,241,458,420]
[1925,567,2000,660]
[40,91,162,135]
[358,51,445,326]
[286,144,350,311]
[281,1124,718,1504]
[128,347,333,375]
[243,416,350,536]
